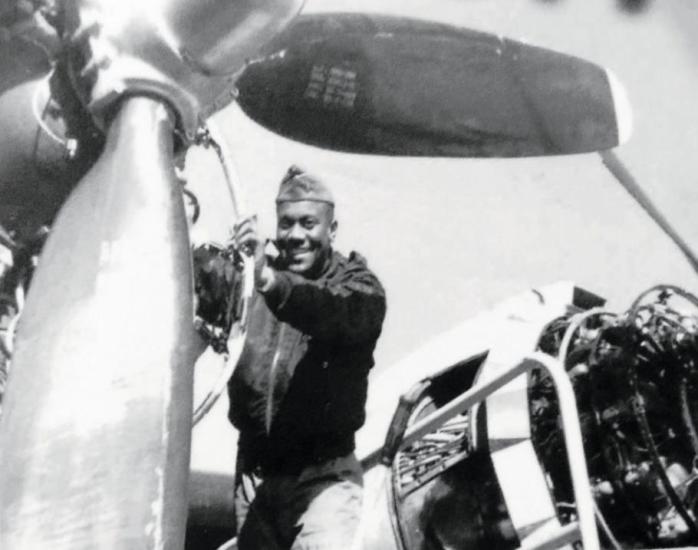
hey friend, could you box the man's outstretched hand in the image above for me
[231,215,275,291]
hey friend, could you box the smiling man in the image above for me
[228,165,387,550]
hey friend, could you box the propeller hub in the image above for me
[63,0,305,139]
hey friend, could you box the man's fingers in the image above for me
[232,215,258,233]
[232,221,253,237]
[234,223,256,239]
[236,235,259,254]
[234,225,258,241]
[231,215,261,252]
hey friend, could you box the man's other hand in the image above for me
[231,215,275,291]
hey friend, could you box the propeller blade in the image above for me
[236,13,631,157]
[0,97,197,548]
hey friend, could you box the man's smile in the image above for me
[289,248,311,258]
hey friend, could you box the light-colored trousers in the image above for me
[235,453,363,550]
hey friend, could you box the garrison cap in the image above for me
[276,165,334,205]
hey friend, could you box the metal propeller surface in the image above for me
[237,13,631,157]
[0,97,198,549]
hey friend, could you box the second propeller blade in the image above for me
[236,13,630,157]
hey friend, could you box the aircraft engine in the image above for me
[531,285,698,548]
[377,283,698,550]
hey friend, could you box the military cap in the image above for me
[276,165,334,205]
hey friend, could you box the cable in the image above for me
[189,123,253,426]
[680,373,698,457]
[196,122,247,220]
[192,323,246,426]
[593,501,623,550]
[629,361,698,540]
[31,67,65,146]
[630,284,698,317]
[182,187,200,224]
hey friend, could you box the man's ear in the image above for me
[330,219,338,243]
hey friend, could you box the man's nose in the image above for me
[288,223,306,241]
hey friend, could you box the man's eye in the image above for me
[302,220,317,229]
[279,221,292,230]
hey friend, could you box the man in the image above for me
[228,165,387,550]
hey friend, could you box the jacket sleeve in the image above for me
[261,256,386,345]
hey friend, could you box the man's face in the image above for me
[276,200,337,276]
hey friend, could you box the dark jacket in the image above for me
[228,250,386,474]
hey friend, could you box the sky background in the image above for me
[186,0,698,371]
